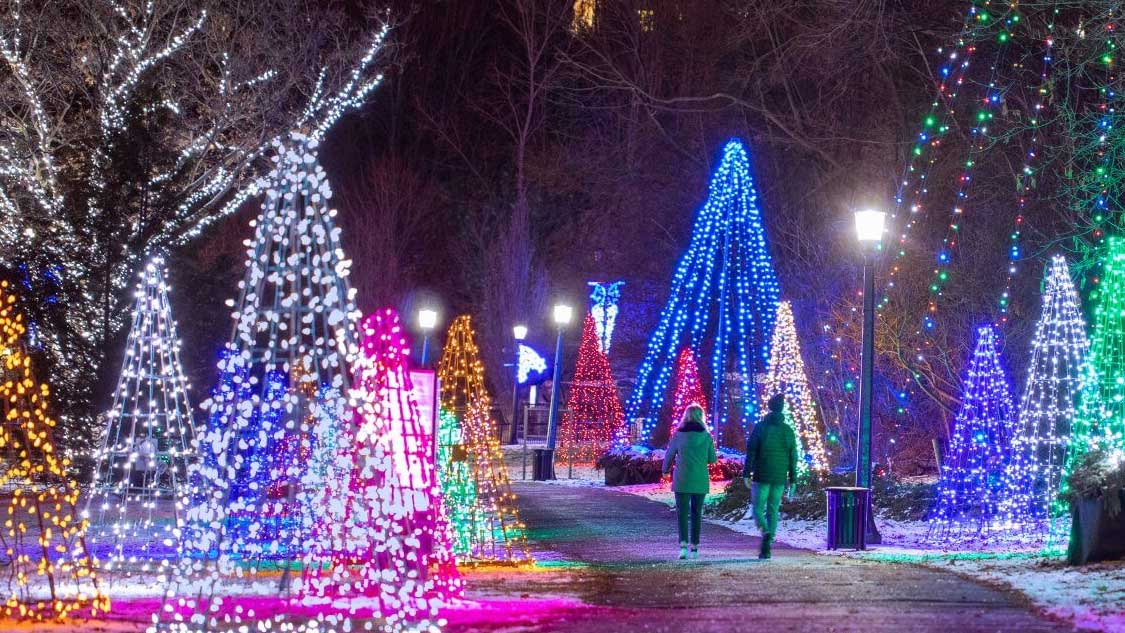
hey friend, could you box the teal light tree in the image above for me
[930,325,1016,540]
[85,256,195,572]
[1066,237,1125,492]
[1000,256,1088,533]
[624,139,780,449]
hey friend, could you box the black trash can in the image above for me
[532,448,556,481]
[826,486,870,550]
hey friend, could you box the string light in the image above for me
[157,135,445,632]
[1066,237,1125,495]
[999,256,1088,535]
[0,281,108,620]
[670,346,707,434]
[587,281,624,354]
[625,139,780,449]
[436,315,532,565]
[929,325,1016,541]
[761,301,829,473]
[559,313,625,466]
[84,256,196,574]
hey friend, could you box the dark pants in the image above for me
[675,492,705,545]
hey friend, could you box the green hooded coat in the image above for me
[662,427,718,495]
[743,400,798,485]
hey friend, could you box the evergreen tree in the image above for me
[1001,256,1089,531]
[559,314,625,466]
[86,256,196,572]
[625,139,780,449]
[930,325,1016,538]
[437,315,531,564]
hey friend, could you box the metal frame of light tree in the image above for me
[85,256,195,573]
[160,135,445,633]
[624,139,780,450]
[559,313,625,468]
[929,325,1016,540]
[1000,256,1088,535]
[1066,237,1125,496]
[0,281,109,621]
[761,301,829,473]
[436,315,531,564]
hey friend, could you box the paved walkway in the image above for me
[448,483,1072,632]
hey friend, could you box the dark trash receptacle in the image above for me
[532,448,556,481]
[1068,489,1125,565]
[826,486,870,550]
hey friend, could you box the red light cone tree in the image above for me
[559,314,625,466]
[0,281,108,621]
[670,346,708,434]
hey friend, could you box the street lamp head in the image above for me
[418,308,438,331]
[513,324,528,341]
[552,303,573,327]
[854,209,886,243]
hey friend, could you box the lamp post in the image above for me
[418,309,438,367]
[508,324,528,445]
[854,209,885,544]
[541,303,572,479]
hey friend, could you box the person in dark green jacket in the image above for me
[742,393,798,559]
[662,404,717,560]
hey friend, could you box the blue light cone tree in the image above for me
[625,139,781,449]
[930,325,1017,539]
[1000,256,1089,533]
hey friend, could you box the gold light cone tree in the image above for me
[0,280,108,621]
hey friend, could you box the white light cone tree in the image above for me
[157,134,448,633]
[85,256,195,574]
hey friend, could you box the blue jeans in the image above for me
[676,492,705,545]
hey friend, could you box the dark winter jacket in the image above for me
[743,406,798,485]
[662,426,718,495]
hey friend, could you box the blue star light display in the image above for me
[929,325,1017,540]
[588,280,624,354]
[517,343,549,385]
[625,139,780,448]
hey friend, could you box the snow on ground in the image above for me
[588,474,1125,632]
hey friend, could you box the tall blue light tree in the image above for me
[625,139,780,448]
[930,325,1017,540]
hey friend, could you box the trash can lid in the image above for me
[824,486,870,492]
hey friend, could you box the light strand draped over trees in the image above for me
[0,0,393,450]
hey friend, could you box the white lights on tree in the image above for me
[85,256,196,574]
[760,301,829,473]
[1000,256,1089,536]
[157,135,448,633]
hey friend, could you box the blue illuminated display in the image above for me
[624,139,781,448]
[517,343,549,385]
[588,280,624,354]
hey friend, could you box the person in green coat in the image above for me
[662,404,717,560]
[743,393,798,559]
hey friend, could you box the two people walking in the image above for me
[661,394,799,561]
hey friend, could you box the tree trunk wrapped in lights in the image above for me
[159,135,451,633]
[624,139,780,450]
[761,301,829,474]
[85,256,196,574]
[559,314,625,466]
[436,315,531,564]
[999,256,1089,535]
[0,280,109,621]
[929,325,1016,541]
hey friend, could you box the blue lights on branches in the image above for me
[625,139,780,448]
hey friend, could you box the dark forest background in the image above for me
[73,0,1077,475]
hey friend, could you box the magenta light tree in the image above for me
[929,325,1017,540]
